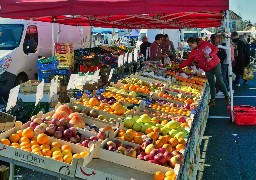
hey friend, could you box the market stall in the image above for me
[0,0,230,179]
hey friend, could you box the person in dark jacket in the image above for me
[161,34,176,60]
[179,37,230,107]
[150,34,168,62]
[231,31,250,86]
[140,36,151,60]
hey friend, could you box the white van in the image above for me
[0,18,91,96]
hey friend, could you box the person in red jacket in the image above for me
[150,34,168,62]
[179,37,230,107]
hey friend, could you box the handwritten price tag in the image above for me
[50,77,58,100]
[108,69,114,81]
[35,80,44,106]
[134,49,138,62]
[6,85,20,112]
[67,74,80,90]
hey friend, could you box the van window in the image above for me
[23,25,38,54]
[0,24,24,50]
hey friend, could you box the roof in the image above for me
[230,11,242,20]
[0,0,229,29]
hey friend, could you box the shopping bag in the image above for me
[243,65,254,80]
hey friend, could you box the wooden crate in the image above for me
[99,138,180,175]
[0,122,94,178]
[0,112,15,132]
[20,80,51,94]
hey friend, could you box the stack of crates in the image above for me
[36,56,58,83]
[55,43,74,68]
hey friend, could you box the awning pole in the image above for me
[226,10,234,122]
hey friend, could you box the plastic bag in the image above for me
[243,65,254,80]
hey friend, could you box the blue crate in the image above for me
[38,70,57,83]
[56,68,72,75]
[36,57,58,71]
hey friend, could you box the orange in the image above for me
[31,144,40,149]
[118,131,125,137]
[41,144,51,150]
[73,154,81,159]
[148,132,158,142]
[52,155,63,162]
[30,141,39,146]
[154,140,164,149]
[89,97,99,106]
[162,144,173,153]
[11,143,20,147]
[124,132,134,142]
[32,148,41,154]
[42,149,52,157]
[158,91,164,97]
[0,139,10,146]
[126,129,136,137]
[61,145,72,152]
[63,155,73,164]
[158,136,167,144]
[62,150,72,156]
[176,144,185,151]
[20,142,31,148]
[9,134,20,143]
[22,128,34,139]
[53,151,63,157]
[17,130,23,138]
[165,170,176,179]
[51,142,61,149]
[164,177,175,180]
[51,147,61,152]
[169,138,179,148]
[178,138,186,146]
[37,133,49,145]
[80,151,88,158]
[145,128,154,134]
[20,146,31,152]
[31,136,37,141]
[133,136,143,145]
[19,137,30,144]
[154,171,165,180]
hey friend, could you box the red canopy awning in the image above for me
[0,0,229,29]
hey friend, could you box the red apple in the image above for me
[158,148,167,154]
[63,129,73,138]
[178,116,186,123]
[30,122,38,130]
[149,149,159,160]
[164,151,173,162]
[54,131,63,139]
[144,155,151,161]
[81,140,90,147]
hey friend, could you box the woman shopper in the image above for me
[214,33,230,94]
[178,37,230,107]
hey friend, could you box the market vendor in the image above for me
[150,34,168,62]
[178,37,230,107]
[140,36,151,60]
[161,34,176,60]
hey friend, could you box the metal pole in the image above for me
[226,10,234,122]
[52,22,54,56]
[9,163,14,180]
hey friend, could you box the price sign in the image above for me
[35,80,44,106]
[128,53,133,63]
[118,55,124,67]
[67,74,80,90]
[6,85,20,112]
[108,68,114,81]
[50,77,58,100]
[134,49,138,62]
[124,53,128,64]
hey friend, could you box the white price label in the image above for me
[50,77,58,100]
[134,49,138,62]
[35,80,44,106]
[124,53,128,63]
[67,74,80,90]
[6,85,20,112]
[108,68,114,81]
[128,53,133,63]
[118,55,124,67]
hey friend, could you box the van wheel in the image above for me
[15,74,28,86]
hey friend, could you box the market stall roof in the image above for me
[0,0,228,29]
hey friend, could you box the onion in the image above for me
[54,131,63,139]
[34,125,46,134]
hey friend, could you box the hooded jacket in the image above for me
[179,40,220,72]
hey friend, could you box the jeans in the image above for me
[221,64,230,91]
[206,63,229,100]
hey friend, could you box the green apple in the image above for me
[133,115,140,121]
[174,132,187,139]
[132,122,143,132]
[141,124,152,133]
[156,124,163,128]
[161,127,170,135]
[169,129,179,137]
[124,117,135,129]
[138,114,151,123]
[165,121,179,129]
[129,91,137,97]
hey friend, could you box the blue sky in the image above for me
[230,0,256,23]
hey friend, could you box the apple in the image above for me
[132,122,142,132]
[40,123,48,128]
[81,140,90,147]
[33,118,42,125]
[30,122,38,130]
[45,126,56,136]
[106,141,116,148]
[164,151,173,161]
[145,144,154,155]
[144,155,151,161]
[125,149,136,158]
[137,154,144,160]
[177,116,186,123]
[97,131,107,140]
[117,146,126,154]
[69,127,77,136]
[113,140,123,148]
[108,146,117,151]
[134,146,143,155]
[154,153,167,165]
[90,136,98,142]
[158,148,167,154]
[56,126,64,134]
[51,118,61,127]
[124,117,135,129]
[170,156,179,168]
[54,131,63,139]
[34,125,46,134]
[149,149,159,160]
[63,129,73,138]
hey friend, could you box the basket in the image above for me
[228,105,256,125]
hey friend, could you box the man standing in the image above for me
[140,36,151,60]
[231,31,250,86]
[150,34,168,62]
[161,34,176,60]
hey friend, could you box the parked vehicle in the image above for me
[0,18,91,97]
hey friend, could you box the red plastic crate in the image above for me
[228,105,256,125]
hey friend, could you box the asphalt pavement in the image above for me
[197,66,256,180]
